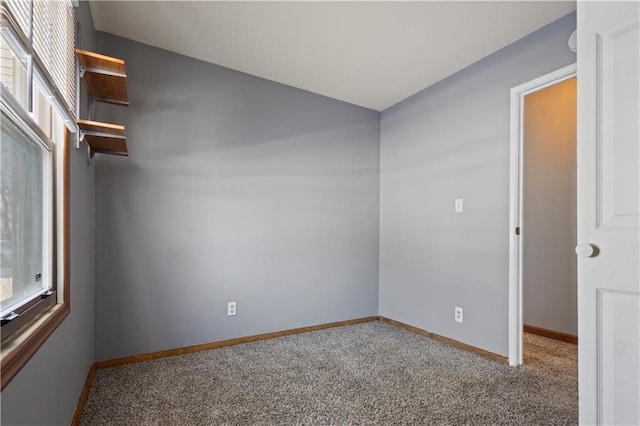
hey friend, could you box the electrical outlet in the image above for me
[455,306,463,323]
[227,301,236,316]
[455,198,464,213]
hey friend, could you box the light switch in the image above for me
[455,198,464,213]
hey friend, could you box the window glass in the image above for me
[0,34,29,109]
[0,112,46,315]
[33,80,53,139]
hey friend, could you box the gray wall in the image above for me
[93,33,380,361]
[523,77,577,335]
[379,13,576,357]
[0,3,96,425]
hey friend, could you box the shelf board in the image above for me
[77,119,125,136]
[77,119,128,156]
[76,49,129,106]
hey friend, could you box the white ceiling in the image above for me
[89,1,576,111]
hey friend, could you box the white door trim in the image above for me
[508,63,577,366]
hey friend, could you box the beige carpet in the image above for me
[80,321,577,425]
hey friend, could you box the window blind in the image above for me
[2,0,76,115]
[33,0,75,113]
[3,0,29,38]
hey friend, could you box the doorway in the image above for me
[508,64,577,366]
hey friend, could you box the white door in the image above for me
[577,1,639,425]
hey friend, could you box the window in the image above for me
[1,89,62,338]
[0,112,49,321]
[0,0,74,390]
[0,32,27,108]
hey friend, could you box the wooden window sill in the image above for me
[1,303,70,390]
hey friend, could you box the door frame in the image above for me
[508,63,577,366]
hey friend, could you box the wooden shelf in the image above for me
[76,49,129,106]
[76,49,130,162]
[77,119,128,156]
